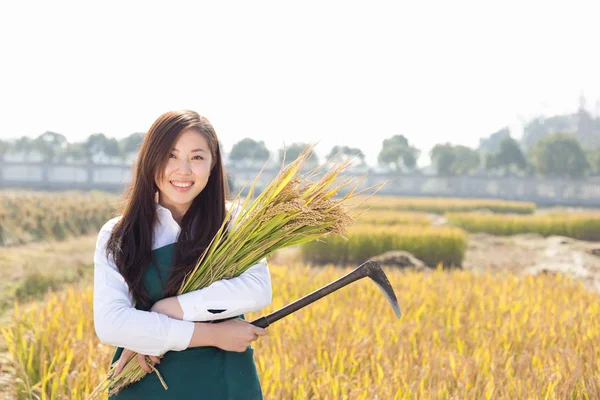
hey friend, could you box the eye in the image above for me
[169,153,203,160]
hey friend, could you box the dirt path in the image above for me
[272,228,600,296]
[462,232,600,294]
[429,210,600,294]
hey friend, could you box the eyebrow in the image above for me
[171,148,207,153]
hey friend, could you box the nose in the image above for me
[176,158,193,174]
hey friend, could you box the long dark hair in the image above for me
[105,110,231,310]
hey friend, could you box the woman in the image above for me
[93,110,272,399]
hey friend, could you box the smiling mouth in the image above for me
[170,181,194,188]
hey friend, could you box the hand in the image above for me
[212,318,268,353]
[113,348,164,376]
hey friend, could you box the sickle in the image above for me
[251,260,401,328]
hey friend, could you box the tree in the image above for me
[530,133,589,178]
[484,152,497,170]
[326,145,365,164]
[478,127,510,153]
[484,136,527,174]
[0,139,9,159]
[430,143,480,176]
[31,131,69,162]
[521,115,575,150]
[85,133,120,162]
[278,143,318,165]
[12,136,32,154]
[229,138,270,162]
[64,142,87,162]
[119,132,145,155]
[377,135,420,172]
[431,144,456,176]
[586,148,600,176]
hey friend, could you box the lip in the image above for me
[170,180,195,192]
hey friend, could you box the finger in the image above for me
[114,350,131,376]
[138,353,152,373]
[254,328,268,336]
[114,360,123,376]
[114,357,127,376]
[149,355,161,364]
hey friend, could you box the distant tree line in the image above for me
[0,131,145,164]
[2,101,600,178]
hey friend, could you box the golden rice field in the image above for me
[353,210,431,226]
[301,224,467,267]
[0,190,117,246]
[2,264,600,399]
[3,190,600,400]
[345,195,536,215]
[446,212,600,241]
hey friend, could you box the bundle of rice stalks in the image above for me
[87,145,386,398]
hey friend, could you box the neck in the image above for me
[157,194,189,226]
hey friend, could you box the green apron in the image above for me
[108,243,263,399]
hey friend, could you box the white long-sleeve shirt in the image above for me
[93,201,272,356]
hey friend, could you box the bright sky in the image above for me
[1,0,598,166]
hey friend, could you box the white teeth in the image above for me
[171,181,193,188]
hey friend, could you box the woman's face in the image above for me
[155,128,213,215]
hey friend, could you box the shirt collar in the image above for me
[155,200,181,228]
[151,200,181,248]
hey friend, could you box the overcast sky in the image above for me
[0,0,598,166]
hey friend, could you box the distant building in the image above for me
[521,95,600,149]
[4,150,44,163]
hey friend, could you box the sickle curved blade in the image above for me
[251,259,401,329]
[364,261,401,318]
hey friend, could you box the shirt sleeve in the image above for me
[93,218,195,357]
[176,258,272,322]
[175,202,273,322]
